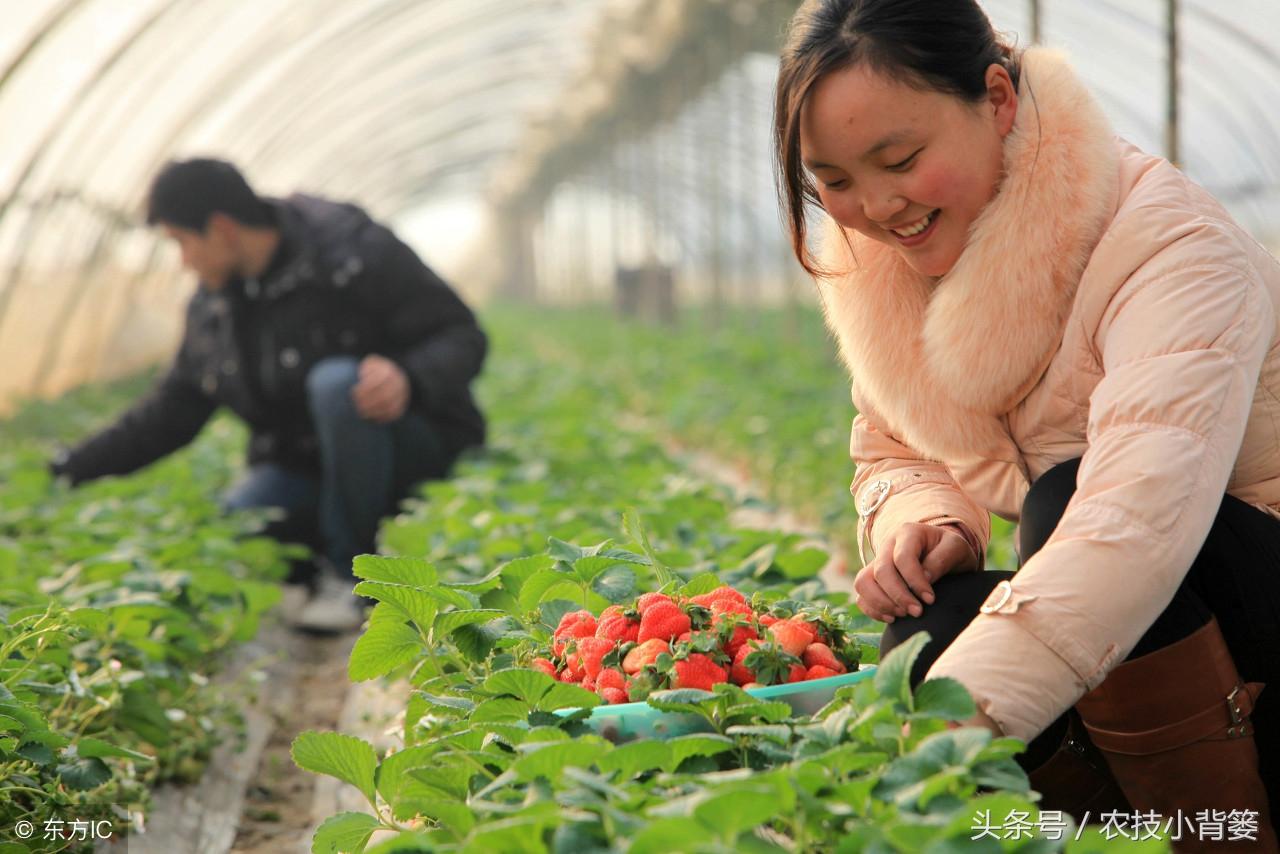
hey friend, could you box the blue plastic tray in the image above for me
[573,666,877,742]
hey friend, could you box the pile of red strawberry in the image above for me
[528,586,859,705]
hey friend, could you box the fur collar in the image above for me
[818,48,1119,461]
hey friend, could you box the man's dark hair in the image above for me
[146,158,274,231]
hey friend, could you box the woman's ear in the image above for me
[985,63,1018,138]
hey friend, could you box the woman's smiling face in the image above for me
[799,61,1017,278]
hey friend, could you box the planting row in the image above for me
[293,314,1139,853]
[477,305,1020,572]
[0,380,292,852]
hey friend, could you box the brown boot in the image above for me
[1074,617,1278,852]
[1027,709,1131,822]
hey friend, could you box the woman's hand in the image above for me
[853,523,978,622]
[904,706,1004,740]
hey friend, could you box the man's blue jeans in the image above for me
[222,357,455,577]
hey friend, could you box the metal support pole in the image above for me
[702,96,724,330]
[1029,0,1042,45]
[1166,0,1180,167]
[607,132,621,289]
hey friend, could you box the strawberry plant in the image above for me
[0,377,294,851]
[479,305,1020,573]
[295,318,1147,852]
[299,625,1150,852]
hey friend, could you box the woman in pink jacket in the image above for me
[774,0,1280,844]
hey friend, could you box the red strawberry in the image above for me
[560,659,585,682]
[710,598,753,619]
[742,682,765,690]
[805,665,841,681]
[714,615,758,657]
[787,663,808,683]
[582,676,596,692]
[600,687,628,705]
[758,614,779,628]
[802,642,846,674]
[691,586,748,609]
[768,620,812,657]
[596,668,627,694]
[553,610,598,656]
[622,639,669,675]
[530,658,556,678]
[672,653,729,691]
[636,592,676,614]
[730,644,757,685]
[637,602,691,643]
[728,624,760,656]
[676,631,692,643]
[794,620,821,644]
[595,607,640,644]
[575,637,616,681]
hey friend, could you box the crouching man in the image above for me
[52,158,486,632]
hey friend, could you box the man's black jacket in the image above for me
[54,194,486,484]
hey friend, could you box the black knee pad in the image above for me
[878,571,1013,689]
[1020,457,1081,560]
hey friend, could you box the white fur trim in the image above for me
[819,48,1119,460]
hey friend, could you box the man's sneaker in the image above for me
[292,573,366,635]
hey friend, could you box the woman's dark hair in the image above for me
[773,0,1021,276]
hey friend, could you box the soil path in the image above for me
[227,628,356,854]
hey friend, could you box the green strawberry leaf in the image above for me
[352,582,437,629]
[548,538,601,562]
[595,740,672,778]
[691,785,789,838]
[311,811,382,854]
[538,682,600,712]
[500,555,556,595]
[875,630,930,710]
[351,832,436,853]
[572,556,622,583]
[55,756,111,790]
[348,609,422,682]
[679,573,723,597]
[450,617,511,662]
[737,543,779,579]
[511,739,611,782]
[591,565,636,603]
[375,744,440,812]
[622,510,675,586]
[482,668,557,705]
[646,689,717,715]
[913,676,977,721]
[665,733,735,769]
[518,570,575,613]
[16,741,54,765]
[292,731,379,808]
[433,608,505,637]
[75,736,153,762]
[774,547,829,579]
[629,818,713,854]
[352,555,437,587]
[470,697,530,722]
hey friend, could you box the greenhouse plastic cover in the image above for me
[0,0,1277,412]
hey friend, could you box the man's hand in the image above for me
[853,522,978,623]
[352,355,410,424]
